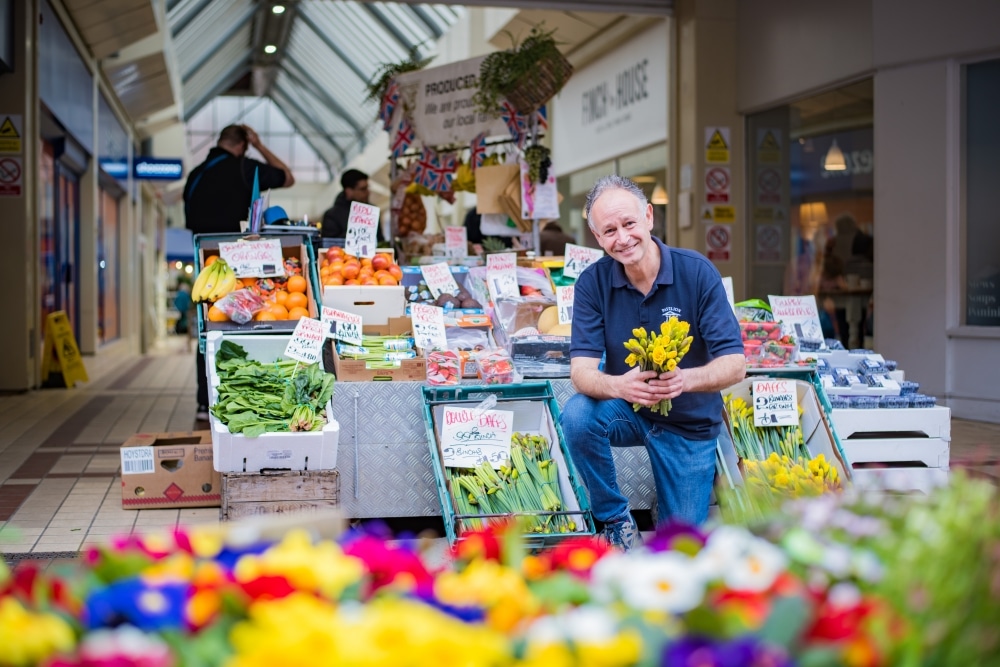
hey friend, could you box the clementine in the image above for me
[287,275,308,293]
[207,305,228,322]
[286,291,308,310]
[287,306,309,320]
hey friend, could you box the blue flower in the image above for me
[85,578,188,632]
[662,636,793,667]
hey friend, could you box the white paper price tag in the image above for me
[563,243,604,279]
[486,252,519,303]
[420,262,461,298]
[344,202,380,258]
[445,226,467,259]
[556,285,575,325]
[284,317,325,364]
[410,302,448,350]
[767,294,826,351]
[752,379,799,427]
[519,161,560,220]
[321,306,363,345]
[218,239,285,278]
[120,446,155,475]
[440,406,514,469]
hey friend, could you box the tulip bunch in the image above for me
[622,317,693,416]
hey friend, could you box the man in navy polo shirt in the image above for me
[561,175,745,551]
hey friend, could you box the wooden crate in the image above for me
[221,469,340,521]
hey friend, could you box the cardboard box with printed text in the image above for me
[121,431,221,509]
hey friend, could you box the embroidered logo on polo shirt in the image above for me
[661,306,682,320]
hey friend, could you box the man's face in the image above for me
[346,179,370,203]
[588,188,655,268]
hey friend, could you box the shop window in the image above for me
[98,189,120,343]
[964,59,1000,327]
[746,79,874,348]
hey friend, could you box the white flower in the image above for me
[526,606,620,645]
[827,581,863,609]
[589,552,634,604]
[692,524,754,580]
[722,537,787,592]
[618,552,705,613]
[818,542,853,578]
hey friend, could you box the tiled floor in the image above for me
[1,334,999,564]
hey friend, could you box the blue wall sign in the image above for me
[99,157,184,181]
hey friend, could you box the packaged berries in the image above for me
[475,349,517,385]
[426,350,461,386]
[879,395,910,409]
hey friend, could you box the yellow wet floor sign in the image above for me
[41,311,88,387]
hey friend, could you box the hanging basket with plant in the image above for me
[365,48,433,122]
[473,24,573,117]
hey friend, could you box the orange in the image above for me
[207,305,228,322]
[344,278,360,286]
[360,277,377,286]
[387,265,403,281]
[204,255,219,267]
[273,290,289,306]
[372,254,390,271]
[341,264,359,280]
[240,277,258,289]
[254,311,276,321]
[324,274,344,287]
[287,306,309,320]
[329,260,344,274]
[359,267,374,280]
[377,275,398,286]
[373,269,391,281]
[286,291,308,310]
[269,303,289,320]
[361,257,373,268]
[286,275,308,293]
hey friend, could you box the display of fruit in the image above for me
[535,306,571,337]
[319,247,403,287]
[206,272,313,324]
[192,258,237,303]
[397,191,428,236]
[405,280,482,310]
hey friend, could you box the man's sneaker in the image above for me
[196,405,210,421]
[599,513,643,552]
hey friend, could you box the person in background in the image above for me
[184,125,294,235]
[321,169,384,242]
[173,283,194,353]
[463,208,513,256]
[560,175,745,551]
[183,124,295,422]
[539,220,575,256]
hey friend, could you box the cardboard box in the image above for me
[121,431,221,509]
[221,469,340,521]
[322,285,405,326]
[331,347,426,382]
[205,332,340,473]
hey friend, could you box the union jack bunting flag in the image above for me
[391,115,415,158]
[413,146,435,188]
[534,105,548,131]
[500,100,528,147]
[379,80,400,130]
[469,132,488,170]
[425,151,456,193]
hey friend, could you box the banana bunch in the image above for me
[452,160,475,192]
[192,258,237,303]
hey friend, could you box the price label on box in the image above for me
[411,302,448,350]
[440,406,514,469]
[321,306,363,345]
[563,244,604,279]
[284,317,325,364]
[445,226,467,259]
[344,202,380,258]
[420,262,461,298]
[752,379,799,427]
[218,239,285,278]
[486,252,519,302]
[556,285,574,325]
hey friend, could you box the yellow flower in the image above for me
[0,597,76,667]
[625,353,637,367]
[666,359,677,372]
[650,346,667,366]
[435,559,539,632]
[234,529,364,600]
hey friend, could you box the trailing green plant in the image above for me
[365,48,433,106]
[524,144,551,185]
[472,24,569,117]
[481,237,510,254]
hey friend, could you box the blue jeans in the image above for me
[560,394,717,526]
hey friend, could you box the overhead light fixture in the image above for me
[272,4,286,14]
[264,44,277,54]
[651,184,669,205]
[823,139,847,171]
[799,202,829,228]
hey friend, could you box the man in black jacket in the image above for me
[321,169,384,241]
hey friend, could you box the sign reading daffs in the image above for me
[623,317,693,415]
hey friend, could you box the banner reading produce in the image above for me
[394,55,510,147]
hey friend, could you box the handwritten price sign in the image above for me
[321,306,363,345]
[345,202,380,258]
[556,285,575,325]
[284,317,325,364]
[410,302,448,350]
[752,379,799,427]
[440,406,514,469]
[420,262,461,298]
[562,244,604,279]
[445,226,467,259]
[486,252,519,302]
[218,239,285,278]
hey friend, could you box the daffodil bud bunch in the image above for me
[622,317,694,415]
[744,452,841,499]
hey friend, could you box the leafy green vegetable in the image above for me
[209,352,335,438]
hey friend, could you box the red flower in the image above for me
[239,575,296,601]
[451,523,507,563]
[343,536,433,597]
[545,537,613,577]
